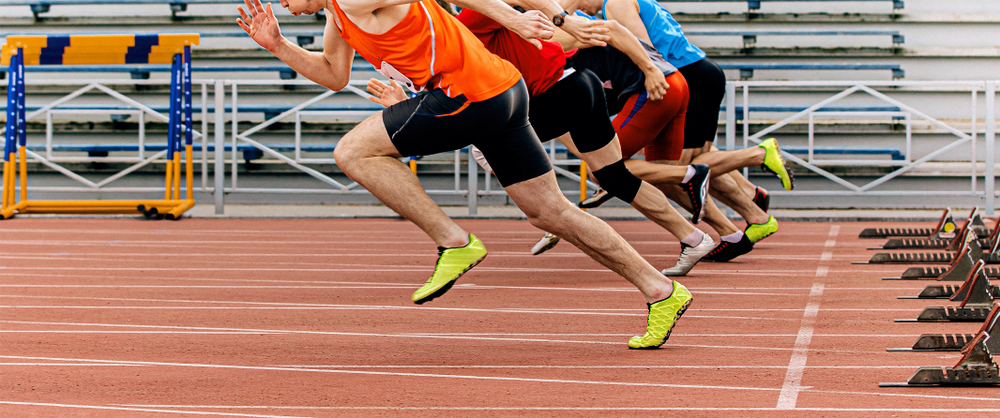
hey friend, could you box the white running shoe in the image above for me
[661,234,715,276]
[531,233,561,255]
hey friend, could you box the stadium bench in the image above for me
[1,0,246,19]
[658,0,904,11]
[716,62,904,79]
[684,29,904,48]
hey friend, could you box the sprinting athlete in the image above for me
[526,21,791,267]
[371,5,719,276]
[563,0,791,252]
[238,0,690,349]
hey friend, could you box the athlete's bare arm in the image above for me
[601,0,653,44]
[499,0,609,47]
[237,0,355,91]
[550,19,667,100]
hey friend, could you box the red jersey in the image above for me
[456,9,577,97]
[330,0,520,102]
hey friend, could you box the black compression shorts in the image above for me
[382,79,552,187]
[528,69,616,153]
[678,58,726,150]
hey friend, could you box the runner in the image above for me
[524,17,791,265]
[563,0,792,251]
[369,5,718,276]
[238,0,690,348]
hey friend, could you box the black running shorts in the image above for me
[528,69,617,154]
[678,58,726,150]
[382,79,552,187]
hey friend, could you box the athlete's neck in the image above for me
[334,1,410,35]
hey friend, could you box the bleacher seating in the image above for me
[658,0,904,11]
[3,0,246,19]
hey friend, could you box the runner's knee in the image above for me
[592,160,642,204]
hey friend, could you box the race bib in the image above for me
[377,61,421,93]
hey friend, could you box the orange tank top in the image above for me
[330,0,521,102]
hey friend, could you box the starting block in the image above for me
[903,260,998,299]
[859,208,956,239]
[883,243,983,280]
[859,208,993,239]
[868,229,999,265]
[881,328,1000,387]
[896,260,994,322]
[876,210,997,250]
[888,305,1000,353]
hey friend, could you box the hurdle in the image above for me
[1,33,199,220]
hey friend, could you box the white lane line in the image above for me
[776,283,824,410]
[820,252,833,261]
[0,321,924,338]
[0,401,310,418]
[0,355,779,392]
[815,266,829,277]
[110,406,1000,412]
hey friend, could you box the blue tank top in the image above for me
[603,0,705,68]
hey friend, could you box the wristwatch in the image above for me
[552,10,568,27]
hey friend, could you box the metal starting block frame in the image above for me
[902,260,997,299]
[868,229,999,265]
[860,208,993,240]
[877,210,997,250]
[897,261,995,322]
[884,244,1000,280]
[889,305,1000,353]
[882,325,1000,387]
[860,208,958,239]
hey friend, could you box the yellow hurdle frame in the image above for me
[1,34,199,220]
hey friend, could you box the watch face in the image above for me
[552,14,564,26]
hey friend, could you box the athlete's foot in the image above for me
[745,215,779,243]
[661,234,715,276]
[578,188,612,209]
[758,138,793,191]
[628,280,693,349]
[680,164,710,224]
[531,232,560,255]
[412,233,488,304]
[753,187,769,213]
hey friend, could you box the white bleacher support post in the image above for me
[726,82,736,151]
[468,147,478,215]
[214,80,225,215]
[986,81,996,216]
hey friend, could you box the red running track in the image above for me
[2,217,1000,417]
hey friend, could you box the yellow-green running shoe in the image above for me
[745,215,779,243]
[759,138,793,191]
[628,281,693,349]
[412,233,487,305]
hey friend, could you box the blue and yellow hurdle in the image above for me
[1,34,199,220]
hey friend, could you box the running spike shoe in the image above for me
[661,234,715,276]
[758,138,793,191]
[412,233,488,304]
[531,232,561,256]
[702,233,754,262]
[744,215,779,243]
[753,187,770,213]
[628,280,693,349]
[680,164,710,224]
[579,188,612,209]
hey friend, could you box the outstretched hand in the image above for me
[237,0,282,52]
[506,10,555,47]
[559,15,609,47]
[367,79,408,107]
